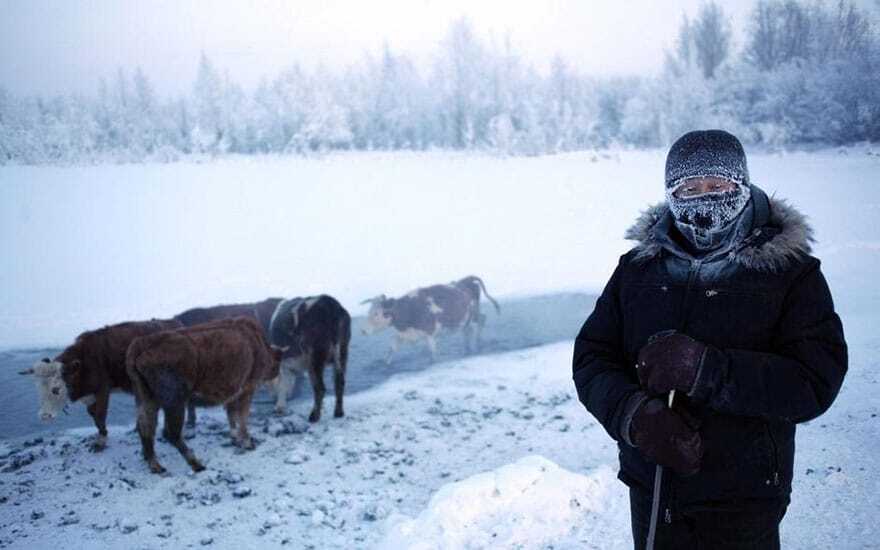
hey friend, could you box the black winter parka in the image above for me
[572,186,848,505]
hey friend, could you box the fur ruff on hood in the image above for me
[624,193,814,273]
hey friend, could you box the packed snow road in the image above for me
[0,291,595,440]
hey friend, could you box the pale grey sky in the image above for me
[1,0,761,97]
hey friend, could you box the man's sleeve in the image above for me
[690,258,848,422]
[573,255,646,444]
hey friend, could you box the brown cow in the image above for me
[18,319,183,451]
[126,316,283,474]
[173,298,281,428]
[361,276,500,364]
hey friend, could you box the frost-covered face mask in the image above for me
[666,180,751,250]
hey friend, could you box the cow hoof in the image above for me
[190,460,206,473]
[308,411,321,423]
[334,409,344,418]
[148,462,167,475]
[89,442,106,453]
[239,439,256,451]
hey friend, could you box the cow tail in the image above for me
[473,276,501,314]
[125,337,154,400]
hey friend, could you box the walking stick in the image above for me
[645,389,675,550]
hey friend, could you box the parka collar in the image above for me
[624,185,814,272]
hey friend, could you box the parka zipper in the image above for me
[661,259,704,526]
[679,259,703,330]
[764,421,781,487]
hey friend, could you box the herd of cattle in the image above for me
[17,276,500,475]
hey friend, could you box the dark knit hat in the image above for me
[665,130,749,189]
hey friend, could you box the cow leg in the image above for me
[186,400,197,428]
[463,323,475,354]
[183,401,197,440]
[426,335,438,363]
[225,405,238,434]
[227,390,255,450]
[135,398,165,475]
[163,403,205,472]
[385,335,402,365]
[86,387,110,452]
[333,342,348,418]
[307,350,327,423]
[273,361,295,415]
[475,312,486,350]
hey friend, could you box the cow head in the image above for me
[19,358,70,421]
[361,295,391,335]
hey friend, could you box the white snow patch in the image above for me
[380,455,616,550]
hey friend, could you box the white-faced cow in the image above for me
[126,316,284,474]
[18,319,183,451]
[267,295,351,422]
[361,276,500,364]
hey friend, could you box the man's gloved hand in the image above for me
[630,397,704,476]
[637,331,708,396]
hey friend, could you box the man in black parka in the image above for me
[572,129,847,549]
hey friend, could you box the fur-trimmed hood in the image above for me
[624,185,815,272]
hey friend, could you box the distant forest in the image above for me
[1,0,878,164]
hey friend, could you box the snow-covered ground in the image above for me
[0,342,632,549]
[1,148,878,548]
[0,325,877,549]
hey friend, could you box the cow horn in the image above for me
[18,368,34,375]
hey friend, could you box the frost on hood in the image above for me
[666,182,751,250]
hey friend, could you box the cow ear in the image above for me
[41,357,51,363]
[18,368,34,376]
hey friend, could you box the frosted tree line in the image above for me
[1,0,878,165]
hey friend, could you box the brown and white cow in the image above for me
[125,316,284,474]
[18,319,183,451]
[267,295,351,421]
[361,276,500,364]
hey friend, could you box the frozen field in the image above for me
[0,149,878,548]
[1,148,876,351]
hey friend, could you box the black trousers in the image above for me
[629,486,789,550]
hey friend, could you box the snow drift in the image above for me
[380,455,617,550]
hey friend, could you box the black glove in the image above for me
[629,397,703,476]
[637,331,708,396]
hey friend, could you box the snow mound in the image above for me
[380,455,616,550]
